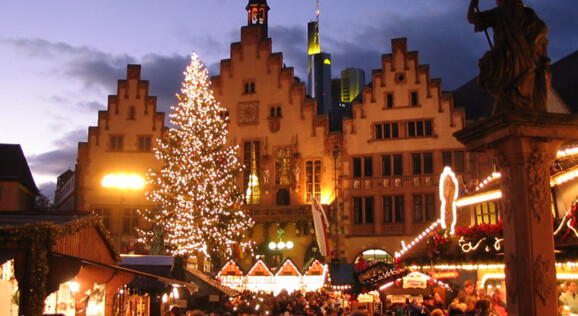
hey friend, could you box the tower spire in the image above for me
[308,0,321,55]
[316,0,320,24]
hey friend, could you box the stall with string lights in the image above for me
[393,142,578,296]
[217,259,328,295]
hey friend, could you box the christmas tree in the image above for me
[139,52,254,266]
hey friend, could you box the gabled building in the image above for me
[75,65,165,252]
[211,0,471,272]
[338,37,469,263]
[0,144,39,211]
[211,0,331,269]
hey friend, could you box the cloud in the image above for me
[270,25,308,80]
[27,141,78,175]
[38,182,57,201]
[140,54,191,114]
[1,37,134,94]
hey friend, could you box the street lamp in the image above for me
[332,146,340,261]
[268,240,294,250]
[101,173,145,252]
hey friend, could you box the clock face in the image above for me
[240,103,258,123]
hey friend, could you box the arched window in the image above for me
[354,249,394,264]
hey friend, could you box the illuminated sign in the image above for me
[429,271,459,279]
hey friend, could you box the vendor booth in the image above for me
[0,212,199,316]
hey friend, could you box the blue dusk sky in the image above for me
[0,0,576,199]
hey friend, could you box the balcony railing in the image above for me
[244,205,313,223]
[381,223,405,235]
[351,224,374,236]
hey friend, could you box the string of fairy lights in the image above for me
[138,52,254,261]
[395,146,578,261]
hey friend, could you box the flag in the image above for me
[310,194,330,256]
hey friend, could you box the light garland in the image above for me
[395,167,460,260]
[475,172,501,191]
[551,166,578,187]
[455,190,502,207]
[439,167,459,234]
[378,272,452,291]
[217,259,328,294]
[557,145,578,159]
[395,219,441,259]
[457,236,503,253]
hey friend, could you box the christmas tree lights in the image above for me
[139,52,254,266]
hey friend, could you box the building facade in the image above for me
[337,38,468,263]
[212,1,471,270]
[212,1,332,268]
[54,169,75,212]
[0,144,39,211]
[75,65,165,252]
[70,0,473,272]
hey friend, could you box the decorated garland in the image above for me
[0,214,116,315]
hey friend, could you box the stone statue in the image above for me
[468,0,550,114]
[263,168,270,185]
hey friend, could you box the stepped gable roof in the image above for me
[0,144,39,195]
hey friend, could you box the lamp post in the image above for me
[101,173,145,252]
[332,147,340,260]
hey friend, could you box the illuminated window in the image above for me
[412,153,433,175]
[359,249,394,263]
[353,156,373,178]
[138,136,151,152]
[122,208,139,234]
[306,160,321,202]
[94,207,111,229]
[275,147,291,185]
[110,135,124,152]
[353,196,374,224]
[413,194,436,222]
[383,195,405,223]
[244,141,260,204]
[381,154,403,176]
[475,201,501,225]
[442,151,465,173]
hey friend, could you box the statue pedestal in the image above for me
[454,111,578,316]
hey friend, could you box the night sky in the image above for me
[0,0,576,199]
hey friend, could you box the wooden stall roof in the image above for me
[0,211,120,264]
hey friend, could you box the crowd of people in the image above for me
[224,290,347,316]
[163,279,577,316]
